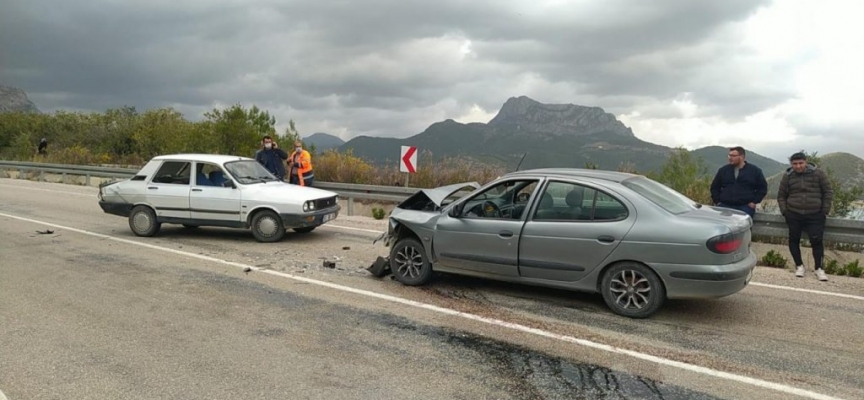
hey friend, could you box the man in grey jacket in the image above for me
[777,152,833,281]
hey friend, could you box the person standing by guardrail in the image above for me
[710,146,768,218]
[36,138,48,156]
[287,140,314,186]
[255,135,288,181]
[778,152,833,281]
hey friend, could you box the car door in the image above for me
[146,160,191,219]
[189,162,242,223]
[433,179,540,277]
[519,180,635,282]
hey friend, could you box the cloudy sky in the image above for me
[2,0,862,161]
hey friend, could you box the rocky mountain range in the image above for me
[0,85,41,113]
[303,132,345,150]
[337,96,789,174]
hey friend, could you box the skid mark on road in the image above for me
[0,211,847,400]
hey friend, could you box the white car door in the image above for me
[146,160,191,219]
[189,162,242,223]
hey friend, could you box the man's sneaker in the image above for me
[795,265,805,277]
[816,269,828,281]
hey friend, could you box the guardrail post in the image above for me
[86,174,91,186]
[62,172,67,184]
[39,170,44,181]
[347,197,354,216]
[18,168,23,179]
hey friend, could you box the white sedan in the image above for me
[98,154,340,242]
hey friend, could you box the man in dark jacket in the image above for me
[777,152,833,281]
[710,146,768,217]
[254,135,288,180]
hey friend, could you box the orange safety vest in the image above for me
[288,149,314,186]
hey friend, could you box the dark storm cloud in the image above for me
[1,0,779,139]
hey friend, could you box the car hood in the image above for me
[244,182,338,201]
[379,182,480,241]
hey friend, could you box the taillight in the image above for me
[707,232,743,254]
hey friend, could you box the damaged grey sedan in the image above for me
[373,169,756,318]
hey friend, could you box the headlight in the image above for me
[303,200,315,212]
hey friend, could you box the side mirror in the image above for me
[448,204,462,218]
[223,180,236,189]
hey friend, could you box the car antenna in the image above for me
[515,152,528,171]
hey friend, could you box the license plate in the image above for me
[323,213,336,223]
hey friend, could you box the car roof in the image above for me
[150,153,254,164]
[503,168,640,183]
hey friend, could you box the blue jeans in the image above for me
[717,203,755,217]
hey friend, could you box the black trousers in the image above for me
[785,211,826,269]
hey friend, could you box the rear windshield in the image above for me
[621,176,697,214]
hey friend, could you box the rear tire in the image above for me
[292,226,316,234]
[389,238,433,286]
[251,210,285,242]
[600,262,665,319]
[129,205,161,237]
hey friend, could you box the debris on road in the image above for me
[36,229,54,234]
[323,260,336,269]
[342,246,351,250]
[366,256,391,277]
[243,267,252,274]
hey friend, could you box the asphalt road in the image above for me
[1,178,862,400]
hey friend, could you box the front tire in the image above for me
[292,226,316,234]
[129,205,161,237]
[251,210,285,242]
[389,238,433,286]
[600,262,665,319]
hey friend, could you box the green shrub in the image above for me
[371,207,386,220]
[759,250,788,268]
[845,260,863,278]
[823,258,841,275]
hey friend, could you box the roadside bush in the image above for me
[759,250,788,268]
[845,260,863,278]
[823,258,842,275]
[371,207,386,220]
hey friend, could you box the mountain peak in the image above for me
[488,96,632,137]
[0,85,41,113]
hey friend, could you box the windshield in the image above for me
[225,160,281,184]
[621,176,697,214]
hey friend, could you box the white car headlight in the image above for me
[303,200,316,212]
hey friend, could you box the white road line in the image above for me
[320,224,383,234]
[0,388,8,400]
[0,212,845,400]
[750,282,864,301]
[0,184,94,197]
[2,183,861,302]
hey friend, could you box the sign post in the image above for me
[400,145,417,187]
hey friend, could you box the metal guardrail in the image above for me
[2,160,864,245]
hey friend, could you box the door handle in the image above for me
[498,230,513,238]
[192,188,203,192]
[147,186,158,190]
[597,235,615,243]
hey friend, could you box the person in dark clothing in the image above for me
[710,146,768,217]
[254,135,288,180]
[777,152,833,281]
[37,138,48,155]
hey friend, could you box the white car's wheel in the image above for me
[129,205,161,237]
[251,210,285,242]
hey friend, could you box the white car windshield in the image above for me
[622,176,698,214]
[225,160,280,184]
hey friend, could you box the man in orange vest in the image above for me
[287,140,314,186]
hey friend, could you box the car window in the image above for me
[533,181,628,222]
[195,162,229,187]
[461,179,539,219]
[151,161,191,185]
[621,176,696,214]
[225,160,280,184]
